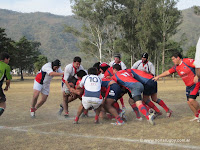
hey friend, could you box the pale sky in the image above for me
[0,0,200,16]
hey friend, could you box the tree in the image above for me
[186,46,196,59]
[0,28,15,66]
[13,36,41,80]
[34,55,48,73]
[194,6,200,16]
[156,0,182,72]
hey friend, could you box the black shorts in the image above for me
[143,80,157,95]
[0,88,6,103]
[105,83,122,101]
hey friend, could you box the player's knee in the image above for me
[0,107,5,116]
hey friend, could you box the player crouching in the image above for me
[73,67,103,124]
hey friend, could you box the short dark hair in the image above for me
[88,67,98,75]
[114,53,121,59]
[77,70,87,78]
[112,64,121,71]
[100,63,110,73]
[172,52,183,59]
[73,56,81,63]
[0,52,10,60]
[52,59,61,67]
[93,62,101,71]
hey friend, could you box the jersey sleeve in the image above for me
[183,58,195,68]
[131,60,140,69]
[64,65,72,81]
[168,66,176,74]
[121,61,127,70]
[57,67,63,73]
[5,65,12,80]
[79,75,87,88]
[42,63,53,75]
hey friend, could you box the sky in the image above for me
[0,0,200,16]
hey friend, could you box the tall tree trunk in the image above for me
[20,68,24,81]
[162,33,166,73]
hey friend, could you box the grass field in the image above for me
[0,77,200,150]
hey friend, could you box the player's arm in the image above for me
[153,70,171,81]
[49,72,64,76]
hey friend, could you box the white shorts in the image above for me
[33,80,50,95]
[82,96,103,110]
[61,83,70,94]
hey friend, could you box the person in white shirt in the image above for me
[195,37,200,78]
[73,67,103,124]
[131,53,155,76]
[30,59,63,118]
[109,53,127,70]
[61,56,84,117]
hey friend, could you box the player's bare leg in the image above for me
[94,105,102,124]
[62,92,69,117]
[74,104,85,124]
[35,93,48,109]
[30,89,40,118]
[105,98,124,125]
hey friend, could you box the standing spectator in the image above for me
[30,59,63,118]
[194,37,200,78]
[109,53,127,70]
[132,53,155,76]
[0,52,12,116]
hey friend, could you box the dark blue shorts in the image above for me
[143,79,157,95]
[186,82,200,100]
[105,83,121,101]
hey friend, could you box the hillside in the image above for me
[0,9,83,64]
[0,7,200,63]
[173,7,200,52]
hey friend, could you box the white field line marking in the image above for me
[0,125,200,150]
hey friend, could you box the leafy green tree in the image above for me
[13,36,41,80]
[34,55,48,73]
[0,28,15,66]
[186,46,196,59]
[194,6,200,16]
[156,0,182,72]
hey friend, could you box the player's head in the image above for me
[114,53,121,63]
[0,52,10,64]
[99,62,110,73]
[171,52,182,65]
[141,52,148,63]
[52,59,61,71]
[112,64,121,74]
[73,56,81,69]
[77,70,87,79]
[93,62,101,74]
[88,67,98,75]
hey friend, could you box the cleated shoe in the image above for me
[189,117,198,122]
[119,109,126,118]
[30,108,37,118]
[58,104,64,115]
[166,109,173,118]
[135,117,143,121]
[64,112,69,118]
[148,114,155,125]
[154,111,162,119]
[111,121,125,126]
